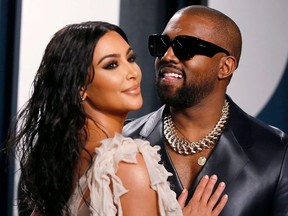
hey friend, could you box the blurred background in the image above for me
[0,0,287,215]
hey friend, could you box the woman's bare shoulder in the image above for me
[116,153,159,216]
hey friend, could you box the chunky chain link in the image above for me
[164,100,229,155]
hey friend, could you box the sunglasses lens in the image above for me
[173,37,196,60]
[148,35,169,57]
[148,34,229,60]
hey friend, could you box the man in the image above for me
[123,5,288,216]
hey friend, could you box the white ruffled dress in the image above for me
[67,134,182,216]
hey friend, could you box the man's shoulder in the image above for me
[228,97,288,147]
[249,117,288,148]
[123,106,165,137]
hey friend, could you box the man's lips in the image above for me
[162,72,183,79]
[159,66,184,81]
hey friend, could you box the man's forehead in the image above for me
[163,15,215,40]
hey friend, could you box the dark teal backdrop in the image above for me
[0,0,21,215]
[257,62,288,133]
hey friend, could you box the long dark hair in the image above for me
[6,21,128,215]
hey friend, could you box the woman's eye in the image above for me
[104,62,118,70]
[128,54,136,63]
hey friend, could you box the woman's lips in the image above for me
[123,86,141,95]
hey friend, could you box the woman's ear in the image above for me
[80,87,87,102]
[218,56,237,79]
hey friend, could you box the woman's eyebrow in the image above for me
[97,47,133,65]
[97,53,119,65]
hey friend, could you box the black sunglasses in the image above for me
[148,34,230,60]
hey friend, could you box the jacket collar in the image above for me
[139,105,165,139]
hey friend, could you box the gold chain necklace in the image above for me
[164,100,229,155]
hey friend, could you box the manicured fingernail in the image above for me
[223,194,228,199]
[204,175,209,179]
[220,182,226,187]
[211,174,217,180]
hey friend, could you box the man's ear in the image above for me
[218,56,237,79]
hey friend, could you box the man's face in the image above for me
[155,14,225,108]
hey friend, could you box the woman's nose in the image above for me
[127,63,141,80]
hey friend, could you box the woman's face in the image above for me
[84,31,143,117]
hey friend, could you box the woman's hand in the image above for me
[178,175,228,216]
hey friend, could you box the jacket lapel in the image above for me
[189,125,249,198]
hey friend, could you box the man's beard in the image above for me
[156,80,215,108]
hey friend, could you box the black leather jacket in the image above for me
[123,96,288,216]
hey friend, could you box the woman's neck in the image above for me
[76,113,126,180]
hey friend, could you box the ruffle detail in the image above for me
[136,139,182,215]
[68,134,182,216]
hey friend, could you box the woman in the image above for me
[6,21,227,215]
